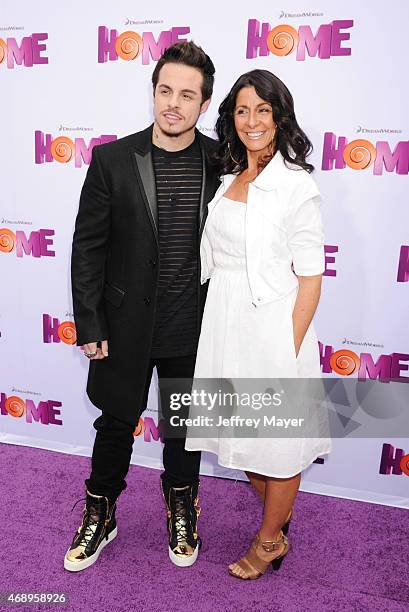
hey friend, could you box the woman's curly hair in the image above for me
[214,69,314,175]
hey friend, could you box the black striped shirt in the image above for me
[150,138,202,357]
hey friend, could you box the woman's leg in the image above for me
[229,472,300,577]
[245,472,294,525]
[245,470,266,502]
[259,473,301,541]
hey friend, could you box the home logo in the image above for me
[379,443,409,476]
[246,19,353,60]
[133,416,164,442]
[319,342,409,383]
[35,131,117,168]
[0,392,62,426]
[324,245,338,277]
[98,25,190,64]
[397,246,409,282]
[322,133,409,175]
[0,33,48,69]
[43,314,76,345]
[0,227,55,258]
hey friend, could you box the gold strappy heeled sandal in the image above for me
[228,530,290,580]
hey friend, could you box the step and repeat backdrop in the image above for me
[1,1,408,507]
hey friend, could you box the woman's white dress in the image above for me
[184,195,331,477]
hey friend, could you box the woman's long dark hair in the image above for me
[215,69,314,175]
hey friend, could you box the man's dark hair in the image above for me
[152,41,215,102]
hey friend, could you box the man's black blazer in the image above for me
[71,124,220,427]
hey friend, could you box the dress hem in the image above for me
[185,445,332,479]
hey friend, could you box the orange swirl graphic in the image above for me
[133,417,145,437]
[0,228,16,253]
[58,321,77,345]
[329,350,360,376]
[343,139,376,170]
[400,454,409,476]
[267,25,298,56]
[0,38,6,64]
[50,136,74,163]
[6,396,25,418]
[115,31,143,60]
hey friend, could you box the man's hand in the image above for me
[83,340,109,360]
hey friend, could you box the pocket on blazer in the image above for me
[103,282,125,308]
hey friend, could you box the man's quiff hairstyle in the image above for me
[152,41,215,102]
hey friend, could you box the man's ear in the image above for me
[200,96,212,115]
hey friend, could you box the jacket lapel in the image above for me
[197,131,220,238]
[198,136,207,238]
[130,124,159,245]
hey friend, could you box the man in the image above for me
[65,41,219,572]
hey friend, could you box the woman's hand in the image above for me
[292,275,322,357]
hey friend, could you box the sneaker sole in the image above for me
[168,543,199,568]
[63,526,118,572]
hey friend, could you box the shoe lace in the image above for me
[173,492,190,544]
[70,497,104,547]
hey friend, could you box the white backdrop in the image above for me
[1,0,408,508]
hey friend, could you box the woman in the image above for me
[185,69,331,579]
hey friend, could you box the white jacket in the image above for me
[200,150,325,307]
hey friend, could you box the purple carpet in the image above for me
[1,443,408,612]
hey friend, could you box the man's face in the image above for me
[153,62,210,137]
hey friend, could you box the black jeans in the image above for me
[85,354,201,502]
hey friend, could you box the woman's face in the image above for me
[233,86,276,155]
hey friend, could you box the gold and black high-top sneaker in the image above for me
[64,489,117,572]
[161,481,202,567]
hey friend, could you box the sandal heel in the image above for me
[282,508,293,536]
[271,554,285,571]
[271,535,290,571]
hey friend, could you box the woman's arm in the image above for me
[287,184,325,356]
[292,274,322,356]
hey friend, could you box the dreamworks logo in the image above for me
[0,25,25,32]
[197,126,216,134]
[124,17,164,25]
[58,124,94,132]
[279,10,324,19]
[356,126,403,134]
